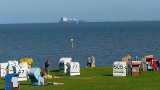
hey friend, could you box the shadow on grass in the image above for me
[104,74,113,77]
[0,89,4,90]
[20,83,31,86]
[50,69,59,72]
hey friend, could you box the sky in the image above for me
[0,0,160,23]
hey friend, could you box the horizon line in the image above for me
[1,20,160,25]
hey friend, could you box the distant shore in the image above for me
[1,20,160,25]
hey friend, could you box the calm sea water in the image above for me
[0,22,160,68]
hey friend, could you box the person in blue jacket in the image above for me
[5,68,20,90]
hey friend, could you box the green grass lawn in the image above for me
[1,67,160,90]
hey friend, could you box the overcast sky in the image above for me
[0,0,160,23]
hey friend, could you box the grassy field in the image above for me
[0,67,160,90]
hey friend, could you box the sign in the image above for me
[18,62,28,81]
[0,61,29,81]
[113,61,127,76]
[68,62,80,76]
[0,63,8,77]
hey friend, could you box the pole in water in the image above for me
[70,38,74,48]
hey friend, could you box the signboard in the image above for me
[0,61,29,81]
[18,62,28,81]
[0,63,8,77]
[68,62,80,76]
[113,61,127,76]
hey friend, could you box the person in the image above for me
[87,57,92,68]
[45,60,50,74]
[5,69,20,90]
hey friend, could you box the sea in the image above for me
[0,21,160,68]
